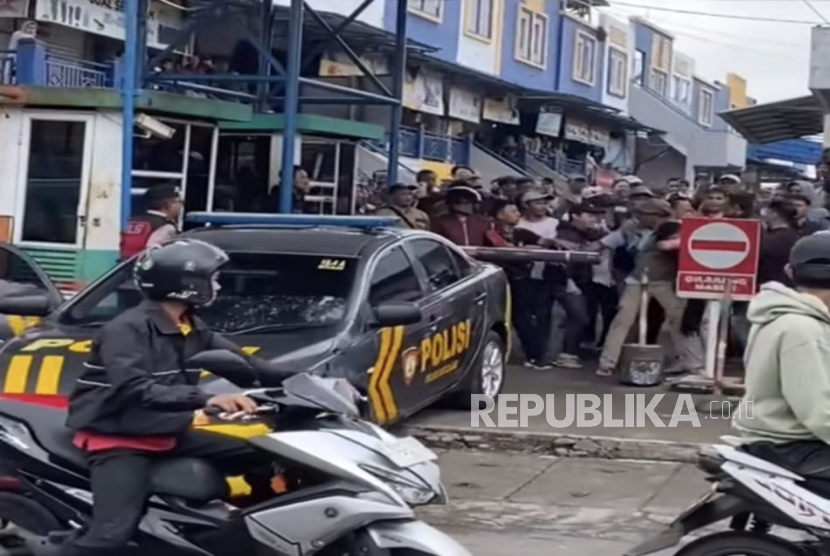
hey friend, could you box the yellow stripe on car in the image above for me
[35,356,63,395]
[4,355,32,393]
[378,326,403,423]
[368,328,394,423]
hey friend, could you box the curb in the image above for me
[397,424,707,463]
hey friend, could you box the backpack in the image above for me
[120,218,157,260]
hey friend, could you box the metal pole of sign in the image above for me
[703,301,720,382]
[120,0,139,232]
[714,279,735,395]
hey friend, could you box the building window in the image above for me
[573,31,596,85]
[699,89,715,126]
[651,34,671,72]
[408,0,443,21]
[607,48,627,97]
[633,49,645,86]
[465,0,493,40]
[516,6,548,68]
[650,69,667,97]
[671,75,691,105]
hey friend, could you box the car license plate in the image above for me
[383,437,438,468]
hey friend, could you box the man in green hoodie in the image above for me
[734,233,830,477]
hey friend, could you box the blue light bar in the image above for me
[185,212,401,229]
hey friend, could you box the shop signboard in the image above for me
[35,0,183,49]
[403,67,444,116]
[589,128,610,148]
[482,95,520,125]
[564,118,590,143]
[318,51,389,77]
[0,0,28,18]
[536,110,562,138]
[448,85,481,124]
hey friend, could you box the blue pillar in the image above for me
[278,0,304,214]
[14,41,46,86]
[386,0,407,185]
[120,0,139,232]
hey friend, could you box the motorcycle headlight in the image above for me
[360,464,437,506]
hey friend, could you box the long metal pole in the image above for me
[120,0,139,231]
[279,0,304,213]
[387,0,407,185]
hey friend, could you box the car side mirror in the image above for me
[188,349,252,376]
[372,301,422,328]
[0,295,52,317]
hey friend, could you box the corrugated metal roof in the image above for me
[718,95,823,144]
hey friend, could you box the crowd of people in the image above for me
[372,166,830,377]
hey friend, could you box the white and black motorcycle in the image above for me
[626,436,830,556]
[0,350,470,556]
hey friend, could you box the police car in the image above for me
[0,214,511,425]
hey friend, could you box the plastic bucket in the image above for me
[617,344,664,386]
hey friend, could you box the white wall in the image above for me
[271,0,385,29]
[456,0,500,75]
[0,109,24,222]
[599,13,630,113]
[84,111,123,253]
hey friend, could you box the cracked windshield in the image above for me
[66,253,357,334]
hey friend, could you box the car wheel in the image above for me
[450,330,505,409]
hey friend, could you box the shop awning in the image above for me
[517,93,662,134]
[718,95,823,144]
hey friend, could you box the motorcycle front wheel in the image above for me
[0,491,62,555]
[675,531,807,556]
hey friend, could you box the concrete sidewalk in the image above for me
[420,450,710,555]
[403,366,739,462]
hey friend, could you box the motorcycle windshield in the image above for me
[281,373,359,417]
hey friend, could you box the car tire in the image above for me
[450,330,506,410]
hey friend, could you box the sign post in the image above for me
[676,218,761,391]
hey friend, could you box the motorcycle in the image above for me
[625,435,830,556]
[0,349,470,556]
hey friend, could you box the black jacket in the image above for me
[66,301,241,436]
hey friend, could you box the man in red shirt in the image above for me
[57,239,288,556]
[431,185,492,246]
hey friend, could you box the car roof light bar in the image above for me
[185,212,400,229]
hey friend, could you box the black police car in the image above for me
[0,214,510,425]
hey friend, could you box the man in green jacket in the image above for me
[734,232,830,477]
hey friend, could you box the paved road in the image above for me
[419,450,711,556]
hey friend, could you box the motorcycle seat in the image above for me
[0,402,228,504]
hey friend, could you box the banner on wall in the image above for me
[318,51,389,77]
[482,95,520,125]
[536,111,562,138]
[403,67,444,116]
[589,128,610,148]
[34,0,183,49]
[448,86,481,124]
[0,0,29,18]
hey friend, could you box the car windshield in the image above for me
[62,252,357,334]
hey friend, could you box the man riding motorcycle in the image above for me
[733,232,830,478]
[48,239,288,556]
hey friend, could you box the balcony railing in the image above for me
[45,56,112,88]
[371,126,471,166]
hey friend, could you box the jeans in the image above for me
[511,279,556,363]
[552,285,589,356]
[585,283,618,346]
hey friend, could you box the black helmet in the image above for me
[789,232,830,283]
[134,239,229,307]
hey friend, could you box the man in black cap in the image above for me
[120,184,183,259]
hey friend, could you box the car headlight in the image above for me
[360,464,437,506]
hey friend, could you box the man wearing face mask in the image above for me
[431,186,492,246]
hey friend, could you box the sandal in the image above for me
[596,367,614,377]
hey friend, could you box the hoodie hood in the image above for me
[748,282,830,326]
